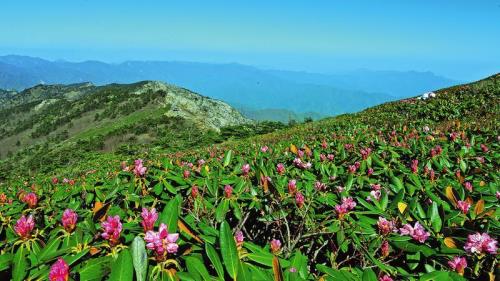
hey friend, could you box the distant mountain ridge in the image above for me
[0,55,458,117]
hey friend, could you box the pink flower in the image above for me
[336,186,344,193]
[134,159,147,177]
[297,150,304,158]
[145,223,179,258]
[342,197,356,209]
[327,154,335,161]
[314,181,326,191]
[480,144,488,152]
[288,180,297,195]
[261,146,269,152]
[380,240,390,257]
[241,164,250,176]
[198,159,206,166]
[335,197,356,218]
[234,230,244,246]
[270,239,281,253]
[101,215,122,245]
[448,256,467,275]
[49,258,69,281]
[321,139,328,148]
[224,185,233,198]
[320,154,327,162]
[464,232,498,254]
[62,209,78,233]
[52,177,59,184]
[457,200,470,214]
[377,217,394,235]
[367,168,374,176]
[295,192,304,208]
[379,275,393,281]
[14,215,35,239]
[22,192,38,208]
[141,208,158,232]
[183,170,190,179]
[335,204,349,217]
[399,222,430,243]
[360,147,372,160]
[293,158,311,169]
[348,164,357,174]
[276,163,285,175]
[367,190,381,201]
[496,191,500,200]
[464,182,473,192]
[411,159,418,174]
[191,185,199,198]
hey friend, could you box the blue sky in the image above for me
[0,0,499,80]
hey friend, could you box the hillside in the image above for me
[0,81,253,175]
[0,55,458,117]
[0,74,498,280]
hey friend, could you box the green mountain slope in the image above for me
[0,81,252,175]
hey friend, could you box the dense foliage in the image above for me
[0,74,499,280]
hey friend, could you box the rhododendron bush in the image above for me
[0,76,498,280]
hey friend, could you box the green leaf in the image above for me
[391,241,435,257]
[205,243,224,280]
[131,236,148,281]
[186,257,211,280]
[0,253,12,272]
[223,150,233,167]
[159,197,179,232]
[79,256,112,281]
[429,202,442,233]
[215,199,230,222]
[219,221,239,279]
[12,245,27,281]
[37,236,61,263]
[109,249,133,281]
[362,268,377,281]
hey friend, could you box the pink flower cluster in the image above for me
[144,223,179,258]
[430,145,442,157]
[133,159,147,177]
[288,180,297,195]
[314,181,326,191]
[224,185,233,198]
[241,164,250,176]
[295,192,305,208]
[276,163,285,174]
[457,200,470,214]
[448,256,467,275]
[360,147,372,160]
[399,222,430,243]
[22,192,38,208]
[464,232,497,254]
[15,215,35,239]
[410,159,418,174]
[366,184,382,201]
[101,215,122,245]
[49,258,69,281]
[293,158,311,169]
[335,197,356,218]
[141,207,158,232]
[270,239,281,253]
[234,230,244,247]
[62,209,78,233]
[377,217,395,235]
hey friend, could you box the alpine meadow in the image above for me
[0,1,498,281]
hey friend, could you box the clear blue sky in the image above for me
[0,0,499,80]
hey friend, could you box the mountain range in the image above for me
[0,55,458,119]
